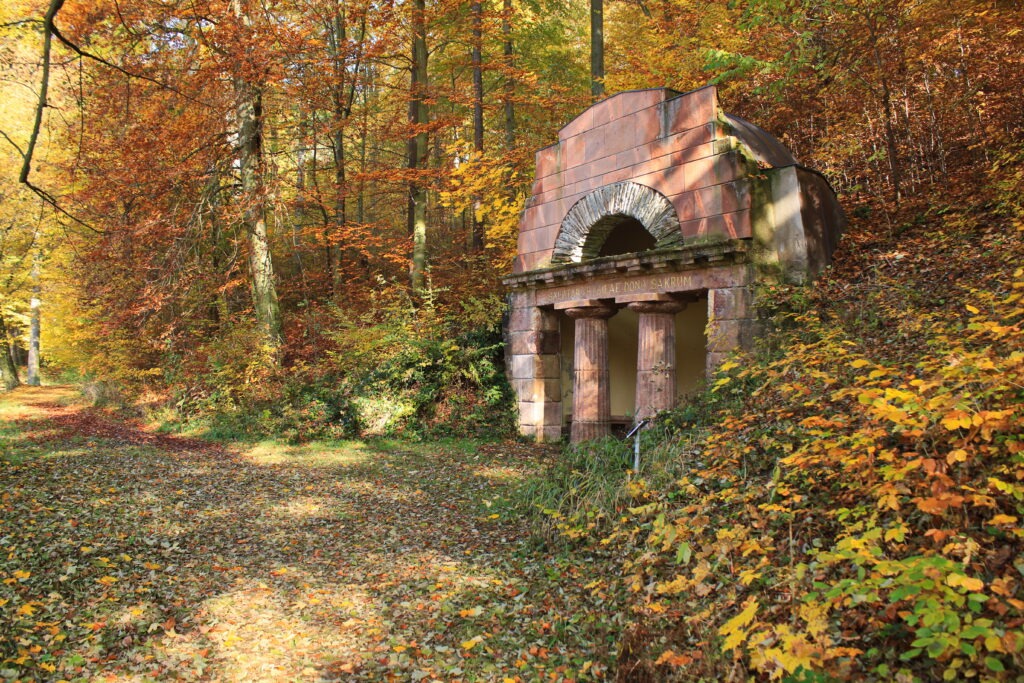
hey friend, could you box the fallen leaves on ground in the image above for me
[0,388,620,681]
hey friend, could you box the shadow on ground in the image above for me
[0,387,621,681]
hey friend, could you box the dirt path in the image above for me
[0,387,618,682]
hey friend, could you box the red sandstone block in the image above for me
[670,192,696,222]
[722,209,752,239]
[693,185,723,218]
[682,155,716,190]
[649,125,714,158]
[559,108,593,140]
[571,174,604,196]
[535,144,560,179]
[591,95,620,128]
[519,205,543,233]
[537,197,567,226]
[620,89,666,116]
[531,172,565,197]
[630,153,674,178]
[518,225,557,254]
[536,184,579,207]
[634,165,685,196]
[666,86,718,134]
[518,250,549,272]
[563,134,586,169]
[671,141,716,167]
[632,106,662,146]
[603,167,633,185]
[712,180,753,215]
[615,146,647,170]
[683,151,742,190]
[580,154,618,182]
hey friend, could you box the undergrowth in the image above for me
[518,169,1024,680]
[156,292,515,443]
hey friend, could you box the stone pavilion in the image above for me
[503,86,844,443]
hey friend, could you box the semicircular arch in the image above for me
[551,182,683,264]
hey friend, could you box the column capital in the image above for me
[564,303,617,320]
[626,300,687,315]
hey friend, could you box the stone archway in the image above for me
[551,182,684,264]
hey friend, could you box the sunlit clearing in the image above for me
[153,580,379,682]
[472,464,527,483]
[242,440,370,466]
[270,496,327,520]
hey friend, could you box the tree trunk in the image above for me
[590,0,604,99]
[502,0,515,149]
[0,313,20,391]
[329,6,347,297]
[235,78,283,356]
[27,252,41,386]
[470,0,485,251]
[408,0,429,291]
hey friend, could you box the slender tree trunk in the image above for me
[235,78,283,356]
[27,251,41,386]
[470,0,485,251]
[0,313,20,391]
[590,0,604,99]
[502,0,515,149]
[408,0,429,291]
[329,6,347,297]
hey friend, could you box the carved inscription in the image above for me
[535,266,746,306]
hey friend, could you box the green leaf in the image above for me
[675,542,692,566]
[985,657,1005,672]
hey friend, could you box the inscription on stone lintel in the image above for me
[535,265,746,306]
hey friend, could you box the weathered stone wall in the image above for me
[513,87,754,273]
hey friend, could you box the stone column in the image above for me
[564,302,617,443]
[628,299,686,421]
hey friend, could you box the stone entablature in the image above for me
[504,86,844,442]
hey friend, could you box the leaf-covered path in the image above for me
[0,387,620,682]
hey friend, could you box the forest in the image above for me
[1,0,1023,680]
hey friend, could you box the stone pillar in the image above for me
[628,299,686,421]
[563,302,617,443]
[508,293,563,442]
[706,285,756,376]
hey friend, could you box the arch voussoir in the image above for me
[551,182,681,264]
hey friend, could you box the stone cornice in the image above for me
[502,239,751,290]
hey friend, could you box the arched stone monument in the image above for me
[503,86,844,443]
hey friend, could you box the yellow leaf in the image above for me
[461,636,482,650]
[850,359,870,368]
[17,603,36,616]
[989,514,1017,525]
[97,575,118,585]
[719,598,758,651]
[12,570,30,580]
[966,304,980,314]
[946,449,968,464]
[947,574,984,591]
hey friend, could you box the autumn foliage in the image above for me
[537,153,1024,680]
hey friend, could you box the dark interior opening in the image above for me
[596,217,657,257]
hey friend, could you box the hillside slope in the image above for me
[550,152,1024,681]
